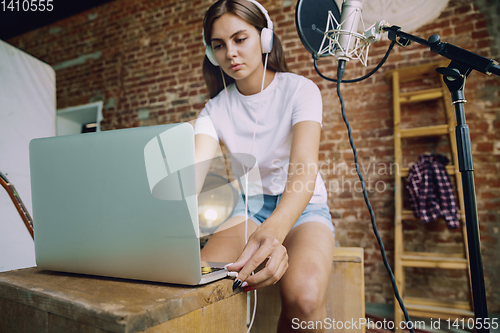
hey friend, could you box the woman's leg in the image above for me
[277,222,335,333]
[200,216,259,263]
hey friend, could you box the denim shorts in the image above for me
[230,193,334,234]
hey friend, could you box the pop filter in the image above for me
[295,0,341,57]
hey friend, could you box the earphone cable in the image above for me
[244,53,269,333]
[249,53,269,157]
[221,55,269,333]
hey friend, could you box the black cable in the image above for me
[314,41,396,83]
[336,59,415,333]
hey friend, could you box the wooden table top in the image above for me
[0,267,239,332]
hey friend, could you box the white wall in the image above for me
[0,40,56,272]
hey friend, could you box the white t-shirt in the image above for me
[194,72,328,203]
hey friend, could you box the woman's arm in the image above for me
[227,120,321,289]
[267,120,321,240]
[194,133,219,195]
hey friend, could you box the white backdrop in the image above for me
[0,40,56,272]
[334,0,449,33]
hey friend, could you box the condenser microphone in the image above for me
[335,0,363,62]
[296,0,390,78]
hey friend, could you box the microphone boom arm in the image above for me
[383,25,500,76]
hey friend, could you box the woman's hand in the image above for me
[226,224,289,291]
[226,121,321,291]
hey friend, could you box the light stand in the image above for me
[384,25,500,332]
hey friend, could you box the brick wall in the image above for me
[7,0,500,312]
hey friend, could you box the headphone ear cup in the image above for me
[260,28,273,54]
[205,46,219,66]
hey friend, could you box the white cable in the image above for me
[244,53,268,333]
[248,53,269,157]
[220,53,269,333]
[250,290,257,332]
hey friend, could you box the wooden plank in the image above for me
[405,298,474,318]
[400,124,450,138]
[384,61,450,84]
[0,297,49,333]
[331,247,363,262]
[399,88,443,104]
[400,165,457,177]
[407,310,472,321]
[400,261,467,269]
[400,253,468,269]
[405,296,471,310]
[400,209,464,221]
[48,313,111,333]
[401,211,419,221]
[402,251,465,259]
[405,296,473,322]
[143,292,247,333]
[0,279,125,333]
[0,268,242,333]
[328,248,365,333]
[392,70,405,333]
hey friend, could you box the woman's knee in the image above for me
[280,275,327,318]
[279,223,334,319]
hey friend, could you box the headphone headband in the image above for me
[247,0,273,31]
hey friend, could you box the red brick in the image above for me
[476,142,494,152]
[454,23,474,35]
[472,29,491,39]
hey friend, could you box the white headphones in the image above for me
[203,0,274,67]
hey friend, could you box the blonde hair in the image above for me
[202,0,290,99]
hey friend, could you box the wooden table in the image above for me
[0,268,246,332]
[0,247,364,333]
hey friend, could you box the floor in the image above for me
[365,303,500,333]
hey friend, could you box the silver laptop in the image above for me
[29,123,229,285]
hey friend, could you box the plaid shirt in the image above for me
[406,154,460,229]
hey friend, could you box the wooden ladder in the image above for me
[386,61,473,328]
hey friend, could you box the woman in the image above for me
[194,0,335,331]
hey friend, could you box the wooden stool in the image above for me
[252,247,365,333]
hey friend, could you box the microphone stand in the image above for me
[383,25,499,331]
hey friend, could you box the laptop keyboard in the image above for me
[201,266,225,275]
